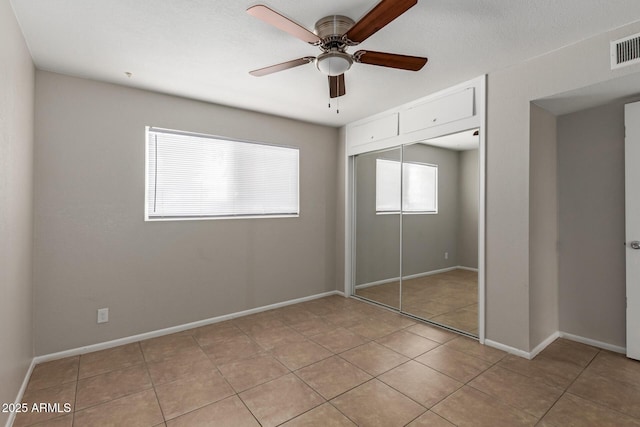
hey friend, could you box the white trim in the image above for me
[354,266,474,290]
[484,330,627,361]
[477,74,487,345]
[484,339,533,359]
[5,358,37,427]
[33,290,342,364]
[530,331,561,359]
[559,331,626,354]
[485,333,559,361]
[402,266,459,280]
[486,331,562,360]
[355,277,399,290]
[344,151,354,297]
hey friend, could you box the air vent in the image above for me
[611,33,640,69]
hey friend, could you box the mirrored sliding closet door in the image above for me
[353,147,402,309]
[352,129,480,336]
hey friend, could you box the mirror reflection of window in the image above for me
[375,159,401,213]
[403,162,437,213]
[375,159,438,214]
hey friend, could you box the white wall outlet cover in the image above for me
[97,308,109,323]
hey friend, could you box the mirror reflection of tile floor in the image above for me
[15,295,640,427]
[355,268,478,335]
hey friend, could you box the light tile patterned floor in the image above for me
[15,295,640,426]
[355,268,478,334]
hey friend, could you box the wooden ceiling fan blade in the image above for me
[346,0,417,44]
[249,57,315,77]
[247,5,321,45]
[354,50,427,71]
[329,74,346,98]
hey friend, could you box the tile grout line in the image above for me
[235,393,264,427]
[20,297,512,426]
[139,341,168,425]
[427,344,508,426]
[71,355,80,427]
[155,328,256,425]
[531,348,601,425]
[555,349,640,422]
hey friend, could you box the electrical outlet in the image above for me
[444,252,449,260]
[97,308,109,324]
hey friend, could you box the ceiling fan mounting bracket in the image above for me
[314,15,355,39]
[352,50,366,63]
[314,15,356,52]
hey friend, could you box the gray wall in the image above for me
[487,20,640,351]
[354,149,402,285]
[557,100,628,348]
[34,71,339,355]
[354,144,460,285]
[0,0,35,421]
[458,149,479,269]
[402,144,460,277]
[529,104,559,348]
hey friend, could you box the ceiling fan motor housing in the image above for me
[314,15,355,41]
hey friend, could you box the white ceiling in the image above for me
[10,0,640,127]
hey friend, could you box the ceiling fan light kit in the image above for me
[247,0,427,99]
[316,51,353,76]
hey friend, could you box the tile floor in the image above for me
[355,269,478,334]
[15,295,640,426]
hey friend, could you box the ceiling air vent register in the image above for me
[611,33,640,70]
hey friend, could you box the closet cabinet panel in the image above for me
[348,113,399,147]
[400,88,474,135]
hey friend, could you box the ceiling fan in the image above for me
[247,0,428,99]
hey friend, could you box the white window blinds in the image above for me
[375,159,438,214]
[403,162,438,213]
[146,127,299,220]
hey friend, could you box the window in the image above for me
[375,159,438,214]
[146,127,299,220]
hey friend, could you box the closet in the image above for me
[345,76,486,339]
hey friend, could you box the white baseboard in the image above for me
[484,330,627,361]
[355,266,470,290]
[5,358,36,427]
[33,290,343,364]
[484,339,532,359]
[485,331,558,360]
[530,331,561,359]
[354,277,399,290]
[402,266,459,280]
[559,331,626,354]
